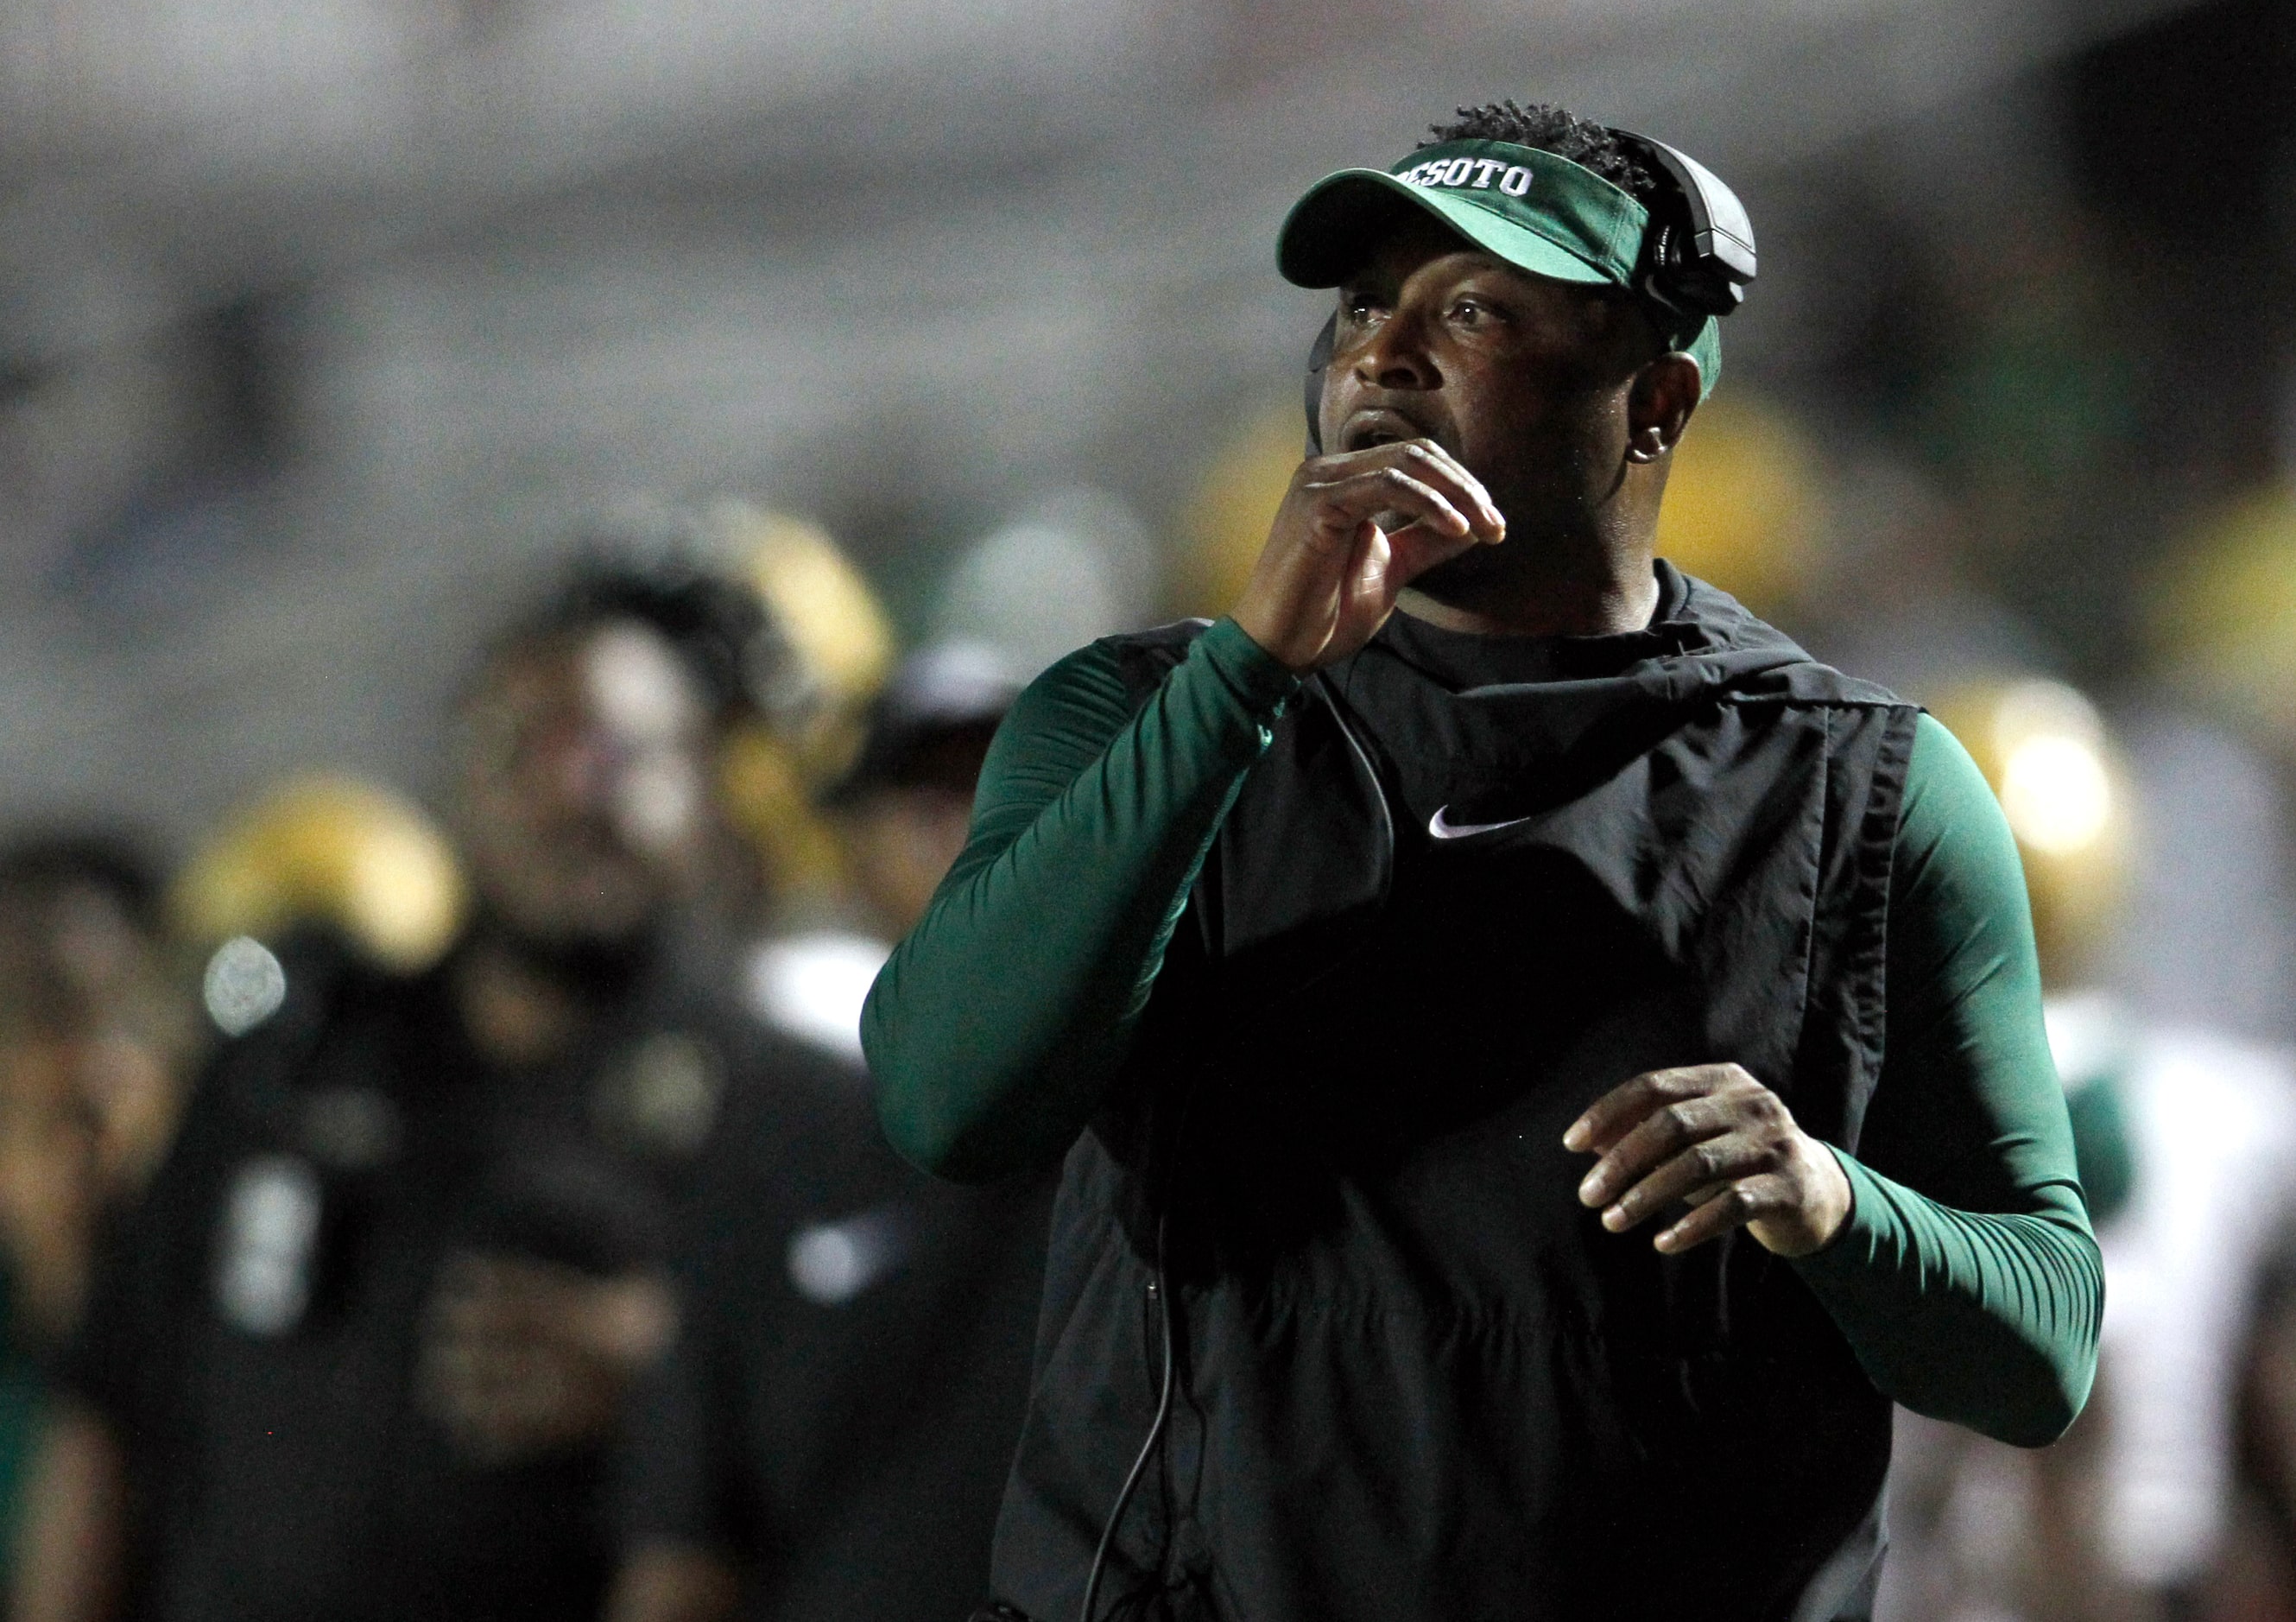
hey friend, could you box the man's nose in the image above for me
[1350,309,1437,392]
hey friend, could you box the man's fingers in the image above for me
[1575,1092,1738,1209]
[1653,1174,1796,1253]
[1564,1065,1740,1157]
[1306,436,1497,518]
[1305,466,1477,545]
[1564,1069,1685,1155]
[1236,434,1509,672]
[1566,1062,1844,1258]
[1594,1132,1774,1232]
[1389,441,1505,539]
[1304,441,1504,542]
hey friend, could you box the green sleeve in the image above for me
[863,618,1300,1181]
[1791,713,2103,1447]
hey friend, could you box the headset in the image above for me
[1304,128,1756,453]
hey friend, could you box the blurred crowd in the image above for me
[0,503,1064,1622]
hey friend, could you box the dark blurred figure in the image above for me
[743,641,1024,1064]
[610,643,1053,1622]
[12,556,858,1622]
[1875,680,2296,1622]
[2223,1254,2296,1619]
[0,836,193,1592]
[826,643,1017,946]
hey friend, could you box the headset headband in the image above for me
[1604,130,1757,320]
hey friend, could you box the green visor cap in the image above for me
[1276,138,1720,396]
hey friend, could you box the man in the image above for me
[865,102,2101,1620]
[0,835,192,1595]
[16,557,854,1622]
[610,642,1050,1622]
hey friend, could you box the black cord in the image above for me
[1078,1209,1176,1622]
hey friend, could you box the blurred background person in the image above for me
[2149,485,2296,1620]
[10,547,861,1622]
[825,643,1027,947]
[743,641,1021,1065]
[1872,679,2296,1622]
[708,505,901,938]
[735,489,1143,1061]
[0,835,195,1593]
[2220,1239,2296,1617]
[610,641,1051,1622]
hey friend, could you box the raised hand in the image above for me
[1230,438,1505,672]
[1564,1063,1852,1258]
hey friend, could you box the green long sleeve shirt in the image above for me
[865,615,2101,1447]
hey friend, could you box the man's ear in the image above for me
[1625,353,1701,464]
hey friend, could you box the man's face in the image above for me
[1319,217,1661,578]
[838,786,977,942]
[456,621,714,950]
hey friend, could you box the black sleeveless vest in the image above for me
[991,568,1920,1622]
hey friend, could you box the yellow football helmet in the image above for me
[705,504,897,911]
[172,776,468,975]
[1928,679,2132,986]
[2147,485,2296,753]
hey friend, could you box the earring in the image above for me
[1627,427,1666,464]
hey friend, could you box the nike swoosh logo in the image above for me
[1427,806,1533,840]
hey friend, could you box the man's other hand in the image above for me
[1231,439,1505,673]
[1563,1064,1852,1258]
[417,1251,675,1466]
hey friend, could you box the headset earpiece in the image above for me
[1607,130,1756,321]
[1304,313,1338,455]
